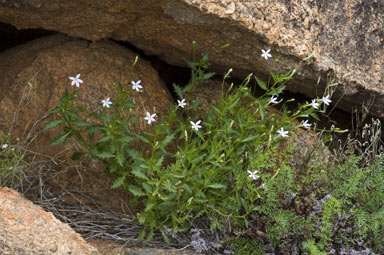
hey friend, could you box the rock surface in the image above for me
[0,33,173,158]
[0,0,382,117]
[0,187,100,255]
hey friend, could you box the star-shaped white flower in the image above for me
[177,98,187,108]
[132,80,143,92]
[302,120,311,129]
[270,96,278,104]
[277,127,289,138]
[322,95,332,106]
[1,143,8,149]
[190,120,202,131]
[101,97,112,108]
[261,49,272,60]
[144,112,156,125]
[247,170,259,180]
[69,74,83,88]
[310,99,320,109]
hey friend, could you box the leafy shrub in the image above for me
[44,52,384,254]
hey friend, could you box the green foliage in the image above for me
[329,153,384,251]
[302,239,328,255]
[44,51,384,254]
[300,151,384,253]
[0,133,26,187]
[226,237,266,255]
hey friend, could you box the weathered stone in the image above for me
[0,33,173,158]
[0,0,382,118]
[0,187,100,255]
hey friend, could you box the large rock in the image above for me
[0,187,100,255]
[0,33,173,157]
[0,0,382,117]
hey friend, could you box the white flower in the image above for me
[310,99,320,109]
[1,143,8,149]
[101,97,112,108]
[277,127,289,138]
[322,95,332,106]
[69,74,83,88]
[302,120,311,129]
[190,120,202,131]
[144,112,156,125]
[261,49,272,60]
[260,183,265,189]
[132,80,143,92]
[270,96,278,104]
[247,170,259,180]
[177,98,187,108]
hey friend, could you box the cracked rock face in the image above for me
[0,0,383,117]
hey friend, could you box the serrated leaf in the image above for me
[86,126,101,141]
[255,76,268,90]
[94,151,114,159]
[73,118,91,127]
[118,136,135,144]
[144,200,155,212]
[182,82,194,94]
[184,58,195,69]
[207,183,226,189]
[98,135,112,143]
[135,134,151,144]
[48,106,61,114]
[161,229,171,244]
[43,119,62,131]
[127,149,140,159]
[129,185,145,197]
[116,151,124,166]
[173,83,183,98]
[142,183,152,193]
[132,169,148,180]
[111,175,126,189]
[156,156,164,167]
[49,132,71,146]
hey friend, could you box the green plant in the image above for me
[45,51,359,252]
[0,133,26,187]
[226,237,266,255]
[302,239,328,255]
[329,152,384,251]
[45,55,332,242]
